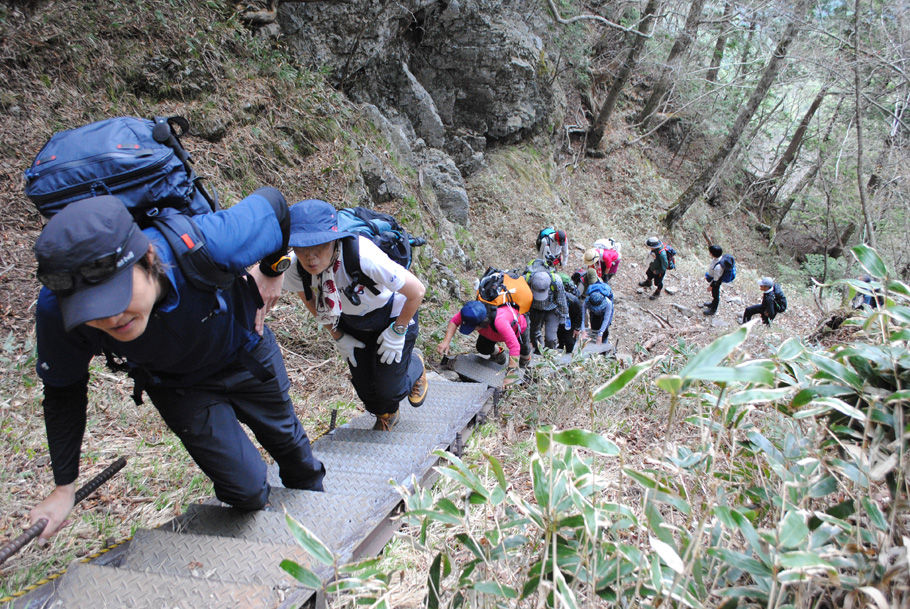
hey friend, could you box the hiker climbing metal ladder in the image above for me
[6,376,493,609]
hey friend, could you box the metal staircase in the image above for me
[9,375,495,609]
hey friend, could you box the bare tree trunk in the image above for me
[774,96,844,232]
[768,85,829,182]
[853,0,877,248]
[736,19,757,79]
[637,0,707,129]
[587,0,662,150]
[706,1,733,83]
[756,84,830,214]
[663,0,813,229]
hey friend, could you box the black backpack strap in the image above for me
[296,259,314,301]
[341,236,380,296]
[152,116,219,212]
[152,214,236,291]
[152,213,236,319]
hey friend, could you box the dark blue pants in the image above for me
[644,268,665,290]
[340,307,422,416]
[742,304,772,325]
[707,280,721,313]
[147,327,325,510]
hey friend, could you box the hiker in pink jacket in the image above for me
[437,301,532,384]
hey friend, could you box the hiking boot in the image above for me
[373,410,400,431]
[701,302,713,308]
[703,309,716,316]
[408,353,428,408]
[519,354,531,368]
[638,280,652,288]
[649,289,662,300]
[490,346,507,365]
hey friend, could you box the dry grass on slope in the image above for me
[0,0,375,596]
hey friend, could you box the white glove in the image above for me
[377,324,407,365]
[335,333,365,367]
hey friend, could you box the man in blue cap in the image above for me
[283,199,428,431]
[29,189,325,541]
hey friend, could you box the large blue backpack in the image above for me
[720,254,736,283]
[25,116,218,221]
[24,117,271,401]
[24,116,232,295]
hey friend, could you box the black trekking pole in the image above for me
[0,456,127,567]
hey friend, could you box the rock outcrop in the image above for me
[277,0,555,225]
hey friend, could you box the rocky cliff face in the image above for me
[278,0,555,225]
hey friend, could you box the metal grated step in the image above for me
[451,353,508,386]
[173,491,395,555]
[121,528,322,588]
[322,426,442,448]
[54,562,278,609]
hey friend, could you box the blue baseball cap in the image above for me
[459,301,487,334]
[34,196,150,332]
[288,199,354,248]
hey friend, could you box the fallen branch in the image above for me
[641,325,705,352]
[642,333,667,350]
[547,0,653,37]
[643,308,673,329]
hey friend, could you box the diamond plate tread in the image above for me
[267,455,413,490]
[330,416,452,436]
[452,353,507,386]
[312,439,428,462]
[268,464,415,497]
[322,471,416,497]
[54,562,278,609]
[175,492,394,552]
[121,528,324,588]
[322,427,443,448]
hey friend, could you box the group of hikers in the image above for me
[23,116,794,542]
[27,189,795,540]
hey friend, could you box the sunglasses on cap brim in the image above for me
[37,227,138,295]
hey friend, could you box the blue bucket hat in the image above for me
[34,196,150,332]
[289,199,354,248]
[459,301,488,334]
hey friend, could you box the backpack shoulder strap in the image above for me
[341,235,380,296]
[296,259,314,301]
[152,214,235,292]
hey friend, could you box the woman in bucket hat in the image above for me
[436,300,531,386]
[283,199,428,431]
[29,189,325,541]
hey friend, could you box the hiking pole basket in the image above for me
[0,456,127,566]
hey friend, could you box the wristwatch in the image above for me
[270,255,292,273]
[392,323,408,335]
[259,255,291,277]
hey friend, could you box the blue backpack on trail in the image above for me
[25,116,218,220]
[585,282,613,314]
[660,244,677,270]
[24,116,235,299]
[296,206,426,303]
[720,254,736,283]
[536,227,566,251]
[586,281,613,301]
[24,116,269,399]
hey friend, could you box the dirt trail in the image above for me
[565,249,818,359]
